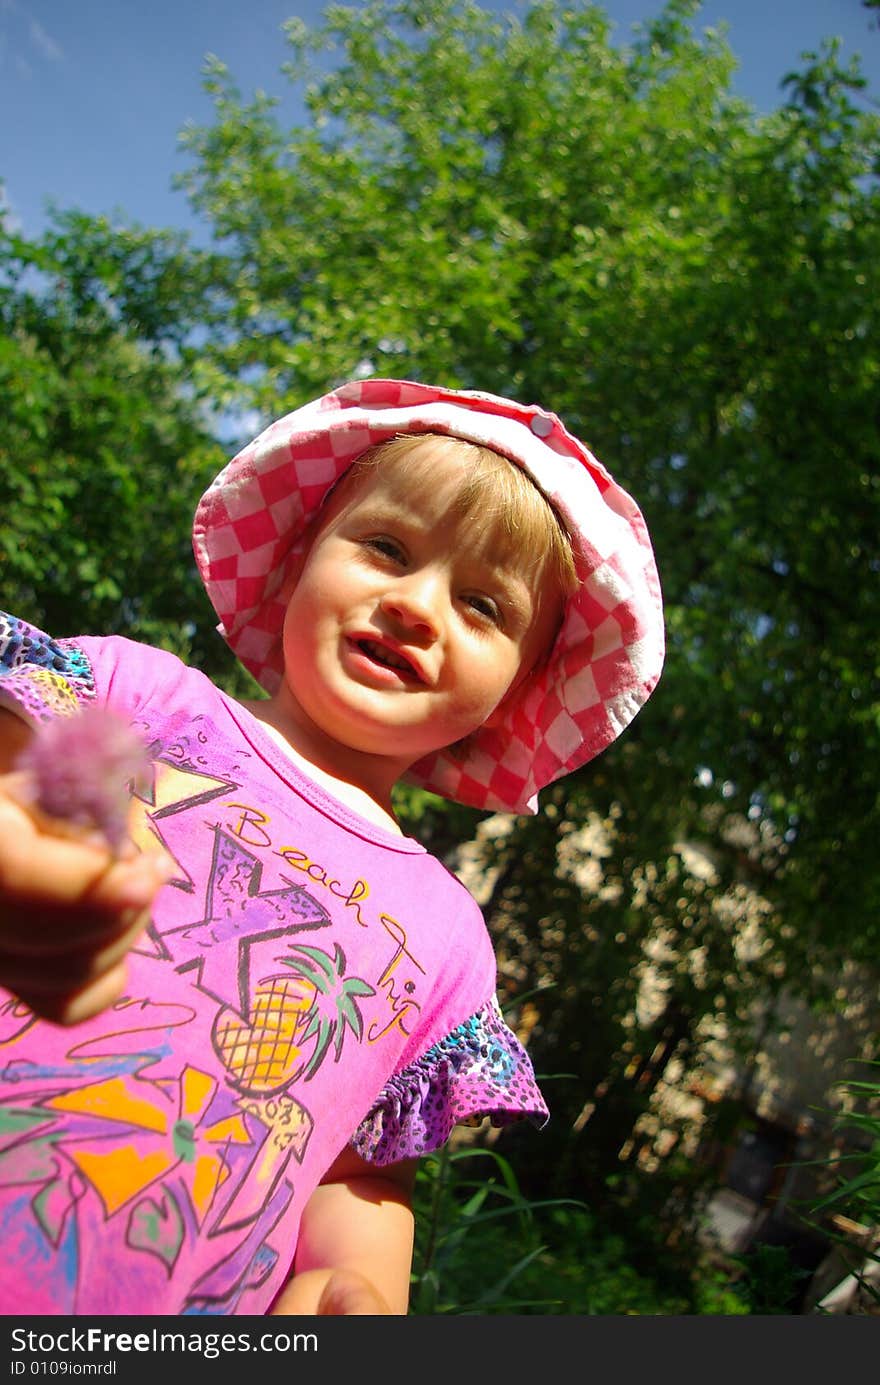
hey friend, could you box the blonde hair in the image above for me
[346,433,578,602]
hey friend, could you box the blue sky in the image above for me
[1,0,878,240]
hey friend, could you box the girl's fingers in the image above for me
[0,790,173,950]
[0,777,174,1024]
[12,960,132,1027]
[0,905,152,991]
[0,801,165,909]
[0,858,171,955]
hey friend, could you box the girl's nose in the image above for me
[379,571,443,638]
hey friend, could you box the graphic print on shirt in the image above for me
[0,723,418,1312]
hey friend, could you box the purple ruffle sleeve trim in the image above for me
[0,614,95,724]
[351,996,549,1166]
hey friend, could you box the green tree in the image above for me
[176,0,880,1205]
[0,210,226,672]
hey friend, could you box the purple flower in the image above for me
[15,706,151,852]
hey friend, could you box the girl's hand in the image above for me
[271,1150,415,1316]
[316,1269,393,1315]
[0,776,171,1025]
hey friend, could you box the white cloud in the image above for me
[29,18,63,63]
[0,3,64,74]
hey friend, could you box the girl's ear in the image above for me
[279,503,329,603]
[278,563,300,604]
[482,687,517,731]
[482,636,556,732]
[277,540,310,603]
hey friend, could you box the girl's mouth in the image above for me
[356,638,421,681]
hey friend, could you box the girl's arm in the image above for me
[271,1148,417,1315]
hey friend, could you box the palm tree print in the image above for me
[281,943,375,1081]
[213,942,374,1095]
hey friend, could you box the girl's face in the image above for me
[276,443,563,787]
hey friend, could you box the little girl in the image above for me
[0,378,664,1315]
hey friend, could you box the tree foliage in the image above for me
[0,212,225,669]
[174,0,880,1196]
[176,0,879,937]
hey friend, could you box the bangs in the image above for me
[350,434,578,598]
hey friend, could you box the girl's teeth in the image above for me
[362,641,412,673]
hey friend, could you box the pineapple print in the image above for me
[213,971,316,1096]
[213,943,375,1096]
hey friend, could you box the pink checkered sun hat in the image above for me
[192,377,665,814]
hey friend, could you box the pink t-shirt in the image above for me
[0,614,547,1315]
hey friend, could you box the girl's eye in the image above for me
[464,593,502,625]
[364,536,405,563]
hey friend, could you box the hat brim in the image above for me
[192,378,664,814]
